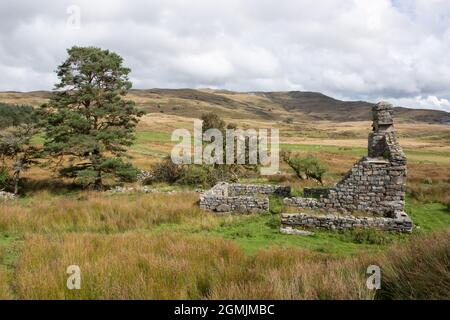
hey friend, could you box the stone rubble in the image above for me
[108,186,154,193]
[0,191,16,201]
[279,226,315,236]
[136,170,153,183]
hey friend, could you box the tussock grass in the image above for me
[0,246,12,299]
[12,230,449,300]
[0,192,203,233]
[0,266,11,299]
[377,229,450,300]
[211,247,374,300]
[406,163,450,206]
[408,182,450,207]
[13,232,374,300]
[14,232,245,299]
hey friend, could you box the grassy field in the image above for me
[0,108,449,299]
[0,192,448,299]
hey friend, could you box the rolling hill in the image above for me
[0,89,449,124]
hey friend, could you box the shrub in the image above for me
[0,166,10,190]
[177,165,212,187]
[282,152,328,184]
[0,103,37,129]
[201,112,226,132]
[147,157,249,188]
[149,157,184,184]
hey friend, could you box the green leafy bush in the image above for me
[149,157,184,184]
[177,165,212,187]
[147,157,247,188]
[282,151,328,184]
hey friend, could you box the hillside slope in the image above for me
[0,89,449,124]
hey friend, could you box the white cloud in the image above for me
[0,0,449,111]
[387,95,450,111]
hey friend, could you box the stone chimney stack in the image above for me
[372,101,394,133]
[368,102,395,158]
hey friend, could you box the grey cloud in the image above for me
[0,0,450,111]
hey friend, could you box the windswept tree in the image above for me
[41,46,143,189]
[0,124,41,194]
[281,151,328,184]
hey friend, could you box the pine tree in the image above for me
[41,46,143,189]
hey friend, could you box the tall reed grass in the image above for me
[10,230,449,300]
[0,192,203,233]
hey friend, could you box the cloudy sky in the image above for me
[1,0,450,112]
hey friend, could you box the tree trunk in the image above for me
[13,160,22,195]
[94,171,103,191]
[13,171,20,195]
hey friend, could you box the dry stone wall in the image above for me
[281,211,412,233]
[200,182,290,213]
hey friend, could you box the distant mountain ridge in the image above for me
[0,89,449,124]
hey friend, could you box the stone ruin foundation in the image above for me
[199,102,412,233]
[199,182,291,214]
[282,102,412,233]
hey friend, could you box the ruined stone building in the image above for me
[282,102,412,232]
[200,102,412,232]
[286,102,407,216]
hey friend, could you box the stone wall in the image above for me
[281,211,412,233]
[199,182,290,213]
[284,102,407,217]
[303,188,329,198]
[227,184,291,197]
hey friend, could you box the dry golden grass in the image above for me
[211,247,374,300]
[378,229,450,299]
[14,232,245,299]
[0,246,12,299]
[0,192,203,233]
[13,232,374,300]
[11,229,449,300]
[0,267,11,299]
[406,163,450,205]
